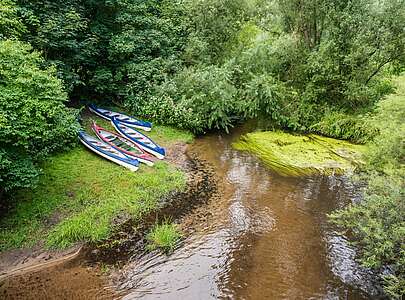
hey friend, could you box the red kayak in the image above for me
[91,122,155,166]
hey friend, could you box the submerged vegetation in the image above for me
[233,132,366,177]
[146,221,182,252]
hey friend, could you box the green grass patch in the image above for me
[233,131,367,177]
[146,221,181,252]
[0,138,187,251]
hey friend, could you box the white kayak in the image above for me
[78,131,139,171]
[112,118,166,159]
[89,104,152,131]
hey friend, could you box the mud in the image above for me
[0,256,119,300]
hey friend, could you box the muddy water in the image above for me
[117,130,381,299]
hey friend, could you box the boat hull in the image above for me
[89,104,152,131]
[91,123,155,166]
[112,118,165,159]
[78,131,139,171]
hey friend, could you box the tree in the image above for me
[0,0,25,39]
[0,40,79,198]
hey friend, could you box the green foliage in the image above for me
[17,0,187,103]
[309,111,378,143]
[143,65,238,133]
[0,0,25,39]
[183,0,252,64]
[146,221,181,252]
[330,75,405,298]
[0,39,79,193]
[132,0,404,136]
[11,0,405,137]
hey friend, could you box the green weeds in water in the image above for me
[146,221,181,252]
[233,131,366,177]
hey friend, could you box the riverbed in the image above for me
[1,128,382,299]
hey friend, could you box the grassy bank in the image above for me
[0,118,193,251]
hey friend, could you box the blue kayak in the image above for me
[78,131,140,171]
[89,104,152,131]
[112,118,165,159]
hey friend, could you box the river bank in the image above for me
[0,149,217,299]
[0,115,194,278]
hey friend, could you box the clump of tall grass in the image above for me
[146,221,181,253]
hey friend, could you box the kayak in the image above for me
[111,117,166,159]
[91,122,155,166]
[89,104,152,131]
[78,131,139,171]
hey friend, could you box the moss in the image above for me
[233,131,367,177]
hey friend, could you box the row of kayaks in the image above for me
[79,104,165,171]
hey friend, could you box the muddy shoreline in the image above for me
[0,144,218,299]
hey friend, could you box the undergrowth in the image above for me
[329,75,405,299]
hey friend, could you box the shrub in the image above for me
[329,75,405,298]
[143,65,238,133]
[0,40,79,195]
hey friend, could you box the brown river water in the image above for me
[1,128,382,299]
[116,129,381,299]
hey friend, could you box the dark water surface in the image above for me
[117,130,381,299]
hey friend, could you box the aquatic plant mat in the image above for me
[233,131,367,176]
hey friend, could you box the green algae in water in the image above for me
[233,131,367,177]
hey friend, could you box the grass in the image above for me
[233,131,367,176]
[0,115,191,250]
[146,221,181,252]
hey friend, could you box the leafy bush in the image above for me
[330,75,405,298]
[0,0,25,39]
[143,65,238,133]
[0,39,79,195]
[309,111,378,143]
